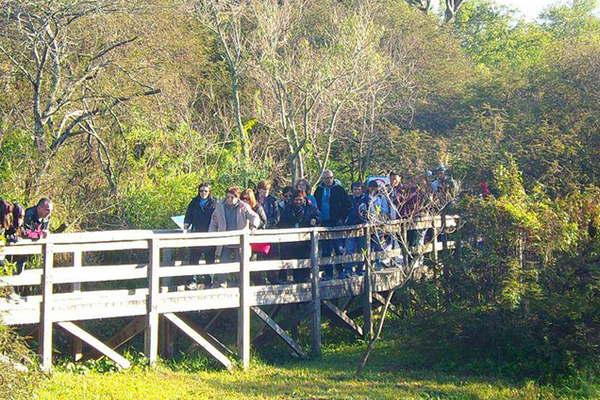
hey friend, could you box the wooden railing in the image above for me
[0,215,458,371]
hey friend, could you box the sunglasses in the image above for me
[199,189,209,193]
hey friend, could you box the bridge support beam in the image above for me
[39,242,54,371]
[237,232,251,369]
[310,230,321,357]
[145,238,160,365]
[252,306,305,357]
[362,226,373,340]
[324,300,363,337]
[164,312,233,371]
[58,321,131,369]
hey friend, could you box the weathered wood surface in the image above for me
[0,270,416,325]
[0,215,458,370]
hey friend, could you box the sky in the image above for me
[496,0,567,20]
[491,0,600,20]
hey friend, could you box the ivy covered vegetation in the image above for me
[1,0,599,398]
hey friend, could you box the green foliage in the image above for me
[0,324,43,400]
[454,1,551,70]
[38,339,597,399]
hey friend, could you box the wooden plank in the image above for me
[372,292,401,319]
[0,269,42,287]
[57,321,130,369]
[363,227,373,340]
[158,262,239,278]
[71,251,83,361]
[52,264,148,284]
[249,259,311,273]
[319,229,365,240]
[432,223,439,264]
[158,236,239,249]
[310,230,321,357]
[179,313,235,357]
[251,306,305,357]
[2,268,415,327]
[52,240,149,253]
[87,316,146,360]
[145,238,160,365]
[40,242,54,372]
[1,244,43,256]
[237,232,251,369]
[323,300,363,337]
[248,232,311,244]
[163,312,233,370]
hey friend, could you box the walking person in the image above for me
[256,180,280,228]
[314,170,351,280]
[294,178,317,207]
[278,190,320,282]
[343,182,369,276]
[183,183,217,288]
[209,187,261,287]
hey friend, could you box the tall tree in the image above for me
[0,0,159,197]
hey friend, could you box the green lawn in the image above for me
[37,342,593,400]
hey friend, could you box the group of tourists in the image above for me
[0,167,456,285]
[182,167,456,287]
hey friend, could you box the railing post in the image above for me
[432,218,439,264]
[310,229,321,357]
[238,232,251,369]
[362,225,373,340]
[71,250,83,361]
[40,241,54,371]
[145,237,160,365]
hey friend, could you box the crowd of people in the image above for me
[1,167,457,286]
[182,168,457,287]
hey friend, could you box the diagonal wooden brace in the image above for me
[372,292,402,318]
[323,300,363,338]
[57,321,131,369]
[163,312,233,371]
[251,306,306,357]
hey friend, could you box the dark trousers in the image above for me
[281,241,310,283]
[321,220,344,279]
[189,246,216,285]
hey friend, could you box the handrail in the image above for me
[1,214,459,254]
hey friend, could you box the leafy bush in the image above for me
[0,323,43,400]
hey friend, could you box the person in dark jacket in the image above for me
[184,183,217,268]
[24,198,52,239]
[313,170,351,280]
[279,190,321,282]
[343,182,369,276]
[256,180,280,228]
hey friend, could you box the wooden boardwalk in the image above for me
[0,215,458,371]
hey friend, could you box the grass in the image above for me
[36,340,597,400]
